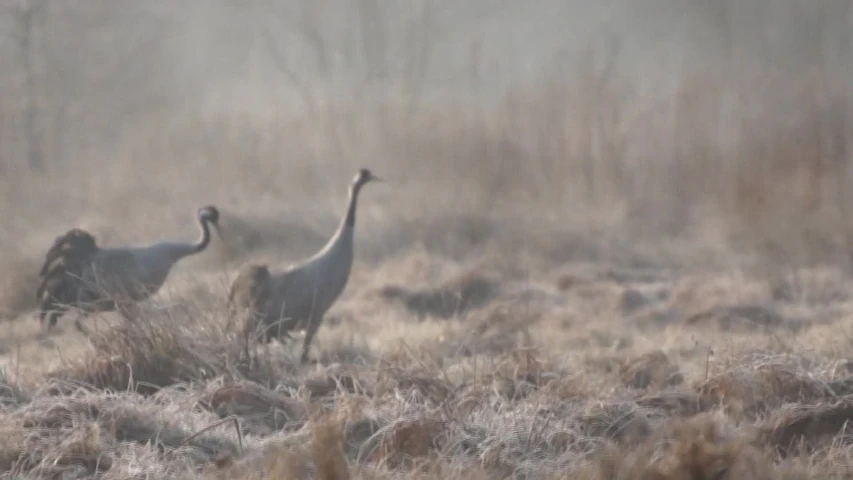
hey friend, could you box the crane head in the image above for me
[198,205,223,237]
[354,168,383,187]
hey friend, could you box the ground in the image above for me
[3,231,853,478]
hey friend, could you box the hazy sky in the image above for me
[0,1,849,142]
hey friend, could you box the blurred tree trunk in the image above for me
[11,0,46,171]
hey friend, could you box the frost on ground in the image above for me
[2,252,853,479]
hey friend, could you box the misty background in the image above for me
[1,1,850,167]
[0,0,851,277]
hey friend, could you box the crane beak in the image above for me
[370,174,384,183]
[212,221,223,239]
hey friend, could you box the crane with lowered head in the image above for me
[37,205,223,332]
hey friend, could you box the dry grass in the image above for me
[6,270,853,479]
[0,6,852,477]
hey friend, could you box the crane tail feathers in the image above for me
[36,228,100,319]
[228,263,273,341]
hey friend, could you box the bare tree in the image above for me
[6,0,47,171]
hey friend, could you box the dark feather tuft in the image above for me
[36,228,101,326]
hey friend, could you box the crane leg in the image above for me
[38,309,50,328]
[267,318,295,344]
[73,312,91,336]
[300,319,321,364]
[116,301,139,322]
[241,316,256,368]
[41,305,66,332]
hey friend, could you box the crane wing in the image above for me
[81,249,151,302]
[266,266,324,330]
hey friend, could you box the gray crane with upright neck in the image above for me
[229,168,382,364]
[37,205,223,332]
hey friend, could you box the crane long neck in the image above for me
[317,181,363,257]
[150,217,214,266]
[192,218,212,253]
[343,182,363,229]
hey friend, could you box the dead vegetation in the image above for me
[378,270,502,320]
[3,264,853,478]
[46,312,232,395]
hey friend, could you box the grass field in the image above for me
[1,3,853,478]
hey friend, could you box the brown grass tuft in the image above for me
[7,392,238,477]
[378,270,501,320]
[683,304,795,333]
[759,396,853,456]
[582,413,775,480]
[209,381,307,433]
[696,360,834,421]
[620,350,683,390]
[47,313,229,394]
[370,416,446,470]
[312,413,351,480]
[648,413,773,480]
